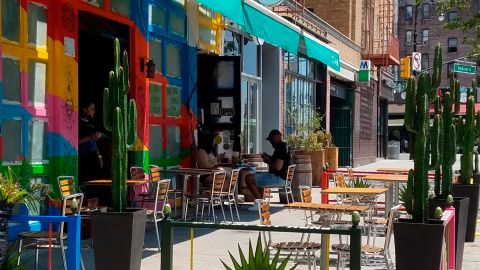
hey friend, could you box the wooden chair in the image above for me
[186,172,227,222]
[146,179,170,252]
[17,193,85,270]
[332,205,400,270]
[150,165,182,216]
[221,169,241,222]
[129,166,147,207]
[264,165,296,204]
[258,200,320,269]
[57,176,76,197]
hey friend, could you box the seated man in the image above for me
[245,129,291,211]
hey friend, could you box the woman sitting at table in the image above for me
[196,133,224,187]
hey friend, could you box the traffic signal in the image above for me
[400,56,411,79]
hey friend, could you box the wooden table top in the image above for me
[162,168,220,175]
[84,180,149,186]
[376,168,412,173]
[321,187,389,195]
[286,202,370,213]
[363,174,409,182]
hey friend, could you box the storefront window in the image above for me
[27,2,48,49]
[149,38,162,74]
[1,0,20,42]
[243,38,258,76]
[169,13,185,38]
[149,82,162,116]
[299,57,307,77]
[111,0,130,17]
[1,119,22,164]
[241,79,259,153]
[28,60,47,106]
[29,119,48,163]
[199,26,216,46]
[2,56,21,104]
[149,4,166,29]
[167,86,181,117]
[167,126,181,158]
[149,125,163,159]
[224,30,241,56]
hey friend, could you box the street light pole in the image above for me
[412,2,420,75]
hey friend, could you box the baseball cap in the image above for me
[266,129,282,141]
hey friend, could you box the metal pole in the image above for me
[66,215,81,270]
[161,219,173,270]
[412,3,420,76]
[349,225,362,270]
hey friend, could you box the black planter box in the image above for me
[428,197,469,270]
[91,209,147,270]
[452,183,480,242]
[393,219,445,270]
[0,204,13,266]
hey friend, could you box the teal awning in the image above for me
[242,0,301,54]
[197,0,245,25]
[303,32,341,72]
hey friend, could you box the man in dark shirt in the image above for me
[245,129,291,211]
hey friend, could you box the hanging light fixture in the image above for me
[140,57,156,78]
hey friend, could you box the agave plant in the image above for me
[0,167,52,213]
[347,178,372,188]
[221,234,296,270]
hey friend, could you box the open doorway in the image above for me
[78,11,130,182]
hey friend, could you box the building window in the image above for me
[29,119,48,163]
[243,38,259,76]
[448,37,458,53]
[423,3,430,19]
[1,119,22,164]
[405,30,412,45]
[406,5,413,20]
[422,29,429,44]
[110,0,130,17]
[223,30,241,56]
[422,53,429,69]
[1,0,20,42]
[448,11,458,22]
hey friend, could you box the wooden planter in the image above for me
[309,150,324,186]
[324,147,339,170]
[290,152,313,202]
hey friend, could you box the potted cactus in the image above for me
[452,83,480,242]
[91,39,147,270]
[394,44,448,270]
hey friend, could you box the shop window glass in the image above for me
[200,26,216,46]
[199,6,214,18]
[1,0,20,42]
[2,119,22,163]
[167,86,181,117]
[149,38,162,73]
[166,44,181,78]
[149,82,162,116]
[167,126,181,158]
[224,30,241,56]
[243,39,258,76]
[111,0,130,17]
[169,14,185,38]
[29,119,48,163]
[83,0,104,7]
[2,56,21,103]
[288,54,298,73]
[299,57,307,76]
[28,60,47,106]
[149,125,163,159]
[149,4,166,28]
[28,2,47,49]
[307,61,315,78]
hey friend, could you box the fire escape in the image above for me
[363,0,400,66]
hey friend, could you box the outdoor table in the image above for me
[161,168,220,219]
[84,179,149,207]
[363,174,408,216]
[376,168,412,173]
[321,187,388,216]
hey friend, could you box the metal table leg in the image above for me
[385,182,393,217]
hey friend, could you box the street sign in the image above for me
[358,60,371,82]
[412,52,422,72]
[453,63,477,74]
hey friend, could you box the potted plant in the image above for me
[452,84,480,242]
[221,234,296,270]
[395,47,447,270]
[0,167,51,266]
[91,39,147,270]
[425,67,469,269]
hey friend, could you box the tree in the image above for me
[438,0,480,59]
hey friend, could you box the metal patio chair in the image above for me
[150,165,182,216]
[264,165,296,204]
[146,179,171,252]
[221,169,241,222]
[17,193,85,270]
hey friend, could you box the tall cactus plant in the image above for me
[441,91,456,197]
[103,38,138,212]
[459,91,480,184]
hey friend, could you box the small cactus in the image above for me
[71,198,78,214]
[434,207,443,219]
[446,195,454,207]
[163,203,172,216]
[352,211,360,226]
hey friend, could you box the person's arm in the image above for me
[197,150,217,168]
[79,133,96,144]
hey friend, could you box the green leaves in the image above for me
[221,234,296,270]
[1,242,24,270]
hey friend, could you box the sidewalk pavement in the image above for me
[17,155,480,269]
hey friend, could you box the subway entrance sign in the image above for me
[358,60,371,82]
[453,63,477,74]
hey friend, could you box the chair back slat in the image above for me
[335,173,347,187]
[286,165,296,183]
[149,165,162,182]
[212,172,226,194]
[300,187,313,203]
[153,179,171,215]
[385,205,401,251]
[130,166,146,180]
[57,176,76,198]
[259,202,271,225]
[228,169,240,194]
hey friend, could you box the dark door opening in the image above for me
[78,11,130,183]
[330,96,352,166]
